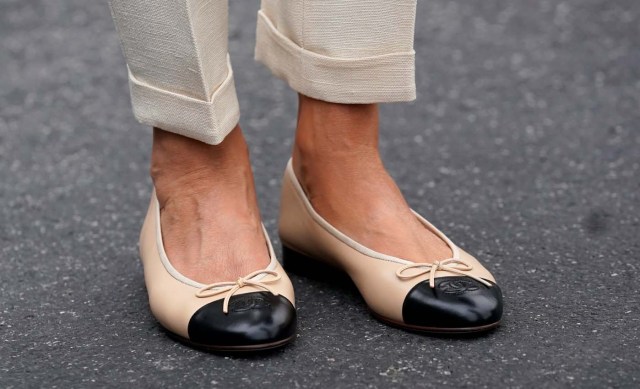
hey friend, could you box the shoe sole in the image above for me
[163,328,296,353]
[282,245,500,335]
[370,311,500,334]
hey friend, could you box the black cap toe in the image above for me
[187,292,297,347]
[402,277,503,330]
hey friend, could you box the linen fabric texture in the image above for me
[109,0,417,145]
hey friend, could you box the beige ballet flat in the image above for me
[278,160,502,333]
[139,192,297,351]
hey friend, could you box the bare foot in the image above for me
[151,125,270,284]
[292,94,452,263]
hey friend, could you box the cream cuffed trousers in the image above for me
[109,0,417,145]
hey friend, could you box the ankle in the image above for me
[295,94,379,153]
[150,125,252,205]
[293,94,382,181]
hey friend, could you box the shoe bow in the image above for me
[195,269,281,314]
[396,258,492,288]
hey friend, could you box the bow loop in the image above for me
[195,269,281,313]
[395,258,491,288]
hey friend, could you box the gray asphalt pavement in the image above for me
[1,0,639,388]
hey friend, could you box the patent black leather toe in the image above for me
[187,292,297,349]
[402,277,503,332]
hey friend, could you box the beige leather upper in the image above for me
[139,194,295,338]
[278,160,495,322]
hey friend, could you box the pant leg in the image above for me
[109,0,239,145]
[255,0,417,104]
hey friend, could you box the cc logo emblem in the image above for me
[229,295,272,312]
[438,279,480,294]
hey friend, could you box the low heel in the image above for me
[282,246,354,289]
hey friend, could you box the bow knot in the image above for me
[195,269,281,314]
[395,258,491,288]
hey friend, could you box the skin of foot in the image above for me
[151,125,270,284]
[292,94,453,263]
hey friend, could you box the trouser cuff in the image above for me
[128,55,240,145]
[255,10,416,104]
